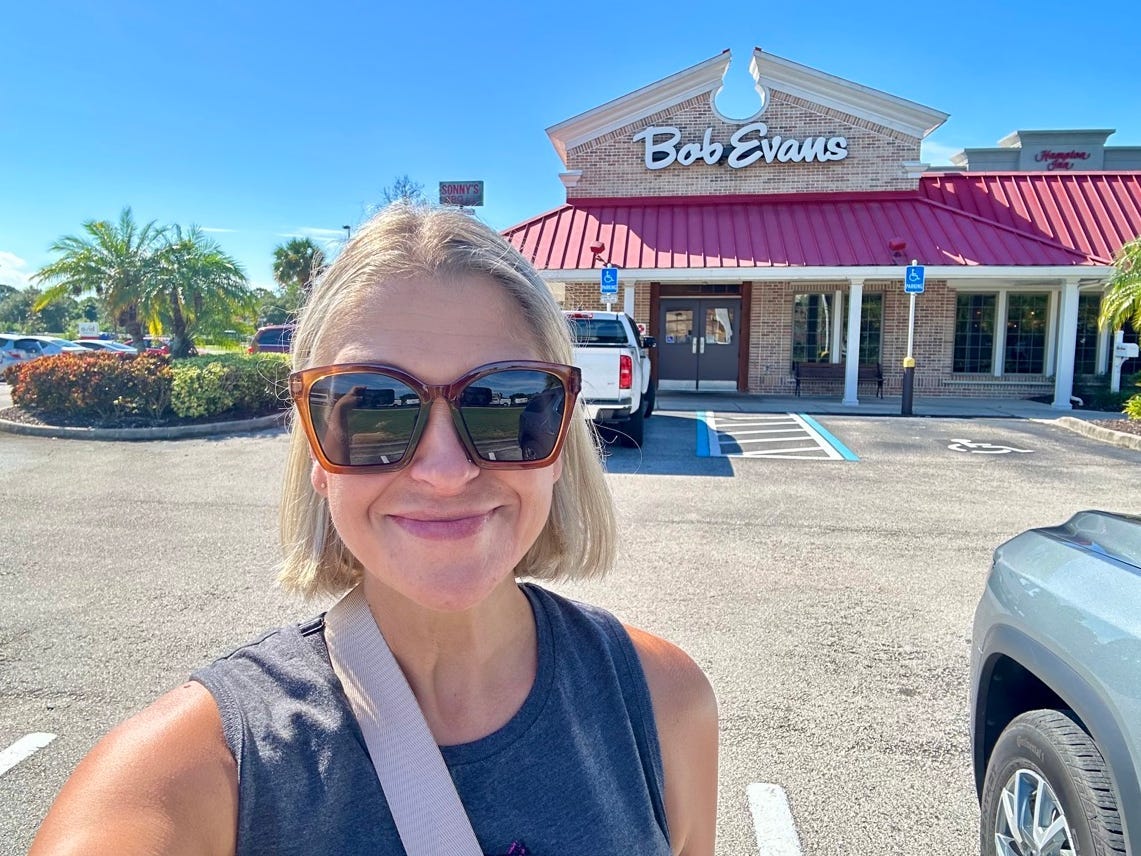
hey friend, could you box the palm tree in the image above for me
[33,208,165,346]
[272,238,326,312]
[1099,234,1141,332]
[151,227,253,357]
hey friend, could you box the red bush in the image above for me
[11,353,173,423]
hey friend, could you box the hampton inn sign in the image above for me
[633,122,849,169]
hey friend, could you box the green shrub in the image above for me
[11,353,172,422]
[1125,394,1141,420]
[170,353,290,419]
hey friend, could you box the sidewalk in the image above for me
[654,390,1125,421]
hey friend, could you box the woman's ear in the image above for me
[311,460,329,497]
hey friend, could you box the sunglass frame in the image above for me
[289,360,582,474]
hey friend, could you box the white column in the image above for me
[993,291,1008,377]
[623,285,635,318]
[831,289,844,363]
[843,280,864,406]
[1044,290,1058,377]
[1052,278,1080,409]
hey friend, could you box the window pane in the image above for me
[1074,294,1100,375]
[704,306,734,346]
[859,294,882,364]
[665,310,693,345]
[954,294,995,373]
[1005,293,1048,374]
[792,294,833,363]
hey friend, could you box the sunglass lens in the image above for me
[458,370,566,463]
[308,373,420,466]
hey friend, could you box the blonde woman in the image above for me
[31,204,718,855]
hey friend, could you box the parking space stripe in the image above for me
[748,782,803,855]
[797,414,858,461]
[0,733,56,777]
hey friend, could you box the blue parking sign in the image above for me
[905,265,925,294]
[600,266,619,295]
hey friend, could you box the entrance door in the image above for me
[658,299,740,388]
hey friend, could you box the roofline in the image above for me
[536,265,1114,283]
[750,49,948,139]
[545,51,731,166]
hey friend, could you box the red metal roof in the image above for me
[503,190,1093,271]
[918,172,1141,265]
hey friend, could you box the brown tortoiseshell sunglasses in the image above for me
[289,360,582,474]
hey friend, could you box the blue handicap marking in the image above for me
[600,267,619,293]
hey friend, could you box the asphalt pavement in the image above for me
[3,395,1141,854]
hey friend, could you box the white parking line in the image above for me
[0,732,56,776]
[748,782,802,856]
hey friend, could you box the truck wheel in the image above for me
[980,709,1125,856]
[620,406,644,447]
[642,382,657,419]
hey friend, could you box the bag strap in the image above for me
[324,585,483,855]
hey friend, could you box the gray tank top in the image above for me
[192,584,671,855]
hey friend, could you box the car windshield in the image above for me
[566,318,629,345]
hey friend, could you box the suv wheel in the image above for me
[981,709,1125,856]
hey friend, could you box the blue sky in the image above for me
[3,0,1139,293]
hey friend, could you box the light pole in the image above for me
[342,225,351,242]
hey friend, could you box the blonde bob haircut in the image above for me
[278,203,617,598]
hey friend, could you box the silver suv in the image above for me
[971,510,1140,855]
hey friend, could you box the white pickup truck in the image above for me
[563,310,656,446]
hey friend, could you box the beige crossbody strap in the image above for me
[324,585,483,855]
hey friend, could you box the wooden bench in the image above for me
[793,362,883,398]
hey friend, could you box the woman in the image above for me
[31,205,718,855]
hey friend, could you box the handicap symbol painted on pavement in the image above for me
[947,438,1033,455]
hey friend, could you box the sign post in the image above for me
[600,266,619,308]
[901,263,925,415]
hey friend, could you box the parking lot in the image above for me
[2,405,1140,854]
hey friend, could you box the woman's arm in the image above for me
[30,681,238,856]
[627,625,719,856]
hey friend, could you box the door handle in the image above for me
[699,338,706,354]
[691,337,698,354]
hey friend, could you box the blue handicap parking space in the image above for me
[696,412,858,461]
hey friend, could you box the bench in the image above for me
[793,362,883,398]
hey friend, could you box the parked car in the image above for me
[75,339,139,355]
[248,324,295,354]
[1,334,87,368]
[971,510,1140,856]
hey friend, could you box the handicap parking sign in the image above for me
[600,266,619,295]
[905,265,925,294]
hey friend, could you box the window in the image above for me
[792,294,833,363]
[1074,294,1101,375]
[954,295,995,373]
[1004,294,1048,374]
[859,294,882,364]
[566,318,629,345]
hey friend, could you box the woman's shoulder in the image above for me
[30,682,237,855]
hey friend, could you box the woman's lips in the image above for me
[389,511,493,541]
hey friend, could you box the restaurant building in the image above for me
[502,50,1141,406]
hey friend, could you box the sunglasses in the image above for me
[289,360,581,474]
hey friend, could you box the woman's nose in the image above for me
[406,399,479,488]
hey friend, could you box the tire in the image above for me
[619,405,644,448]
[980,709,1125,856]
[642,381,657,419]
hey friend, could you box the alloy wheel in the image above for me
[994,768,1075,856]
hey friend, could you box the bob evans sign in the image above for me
[632,123,848,169]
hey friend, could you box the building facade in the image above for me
[503,50,1141,405]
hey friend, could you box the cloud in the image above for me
[921,140,964,165]
[278,227,349,241]
[202,226,237,234]
[0,251,35,289]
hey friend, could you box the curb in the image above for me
[1045,417,1141,452]
[0,411,288,441]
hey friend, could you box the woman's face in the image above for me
[311,274,563,614]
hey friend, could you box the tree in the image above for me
[381,174,425,205]
[32,207,165,347]
[0,287,80,333]
[1100,234,1141,333]
[150,226,253,357]
[272,237,326,312]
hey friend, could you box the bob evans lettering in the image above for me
[632,123,849,170]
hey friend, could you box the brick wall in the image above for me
[566,90,921,199]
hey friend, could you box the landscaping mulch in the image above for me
[0,405,287,430]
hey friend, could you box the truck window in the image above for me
[566,318,629,345]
